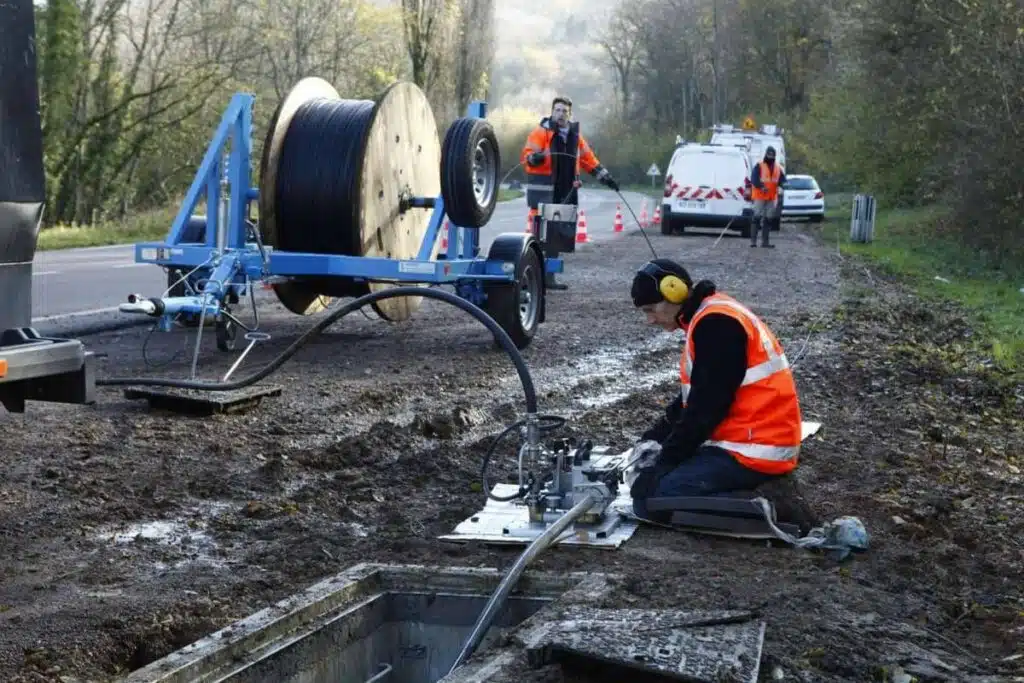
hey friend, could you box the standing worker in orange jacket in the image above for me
[749,146,786,248]
[521,96,619,289]
[625,259,803,522]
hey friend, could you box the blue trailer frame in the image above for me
[126,92,561,336]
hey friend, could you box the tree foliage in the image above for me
[30,0,495,228]
[590,0,1022,263]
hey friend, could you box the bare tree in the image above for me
[454,0,495,115]
[596,0,645,120]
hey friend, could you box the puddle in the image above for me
[572,367,676,409]
[92,501,232,571]
[527,336,681,411]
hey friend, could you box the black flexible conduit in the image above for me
[96,286,540,412]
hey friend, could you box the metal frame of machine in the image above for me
[443,439,640,549]
[118,91,563,351]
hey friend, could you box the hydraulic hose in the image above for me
[97,286,539,414]
[447,491,599,675]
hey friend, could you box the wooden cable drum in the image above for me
[259,78,442,321]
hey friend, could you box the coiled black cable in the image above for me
[274,97,375,259]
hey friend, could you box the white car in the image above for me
[781,174,825,222]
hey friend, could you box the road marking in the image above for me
[33,270,58,276]
[112,263,150,269]
[31,306,121,324]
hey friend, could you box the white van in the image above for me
[661,143,753,237]
[709,123,786,170]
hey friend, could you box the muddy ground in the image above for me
[2,222,1022,683]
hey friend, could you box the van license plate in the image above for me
[681,200,706,210]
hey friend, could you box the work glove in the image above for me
[527,151,546,167]
[622,439,662,491]
[597,168,619,192]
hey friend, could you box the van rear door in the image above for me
[670,150,748,219]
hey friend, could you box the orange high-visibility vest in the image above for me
[520,123,602,209]
[680,292,802,475]
[751,161,782,202]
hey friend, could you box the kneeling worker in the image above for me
[627,259,803,521]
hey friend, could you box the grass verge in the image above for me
[36,190,528,252]
[819,195,1023,373]
[36,207,178,251]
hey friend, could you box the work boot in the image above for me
[755,475,821,536]
[545,273,568,290]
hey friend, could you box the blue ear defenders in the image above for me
[639,262,689,304]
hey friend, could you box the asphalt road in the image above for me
[29,189,653,335]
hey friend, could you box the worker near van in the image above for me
[749,146,786,248]
[626,259,803,521]
[521,96,619,289]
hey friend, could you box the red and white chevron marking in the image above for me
[672,186,748,200]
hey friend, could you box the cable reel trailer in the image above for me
[119,77,558,351]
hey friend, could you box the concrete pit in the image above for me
[119,563,766,683]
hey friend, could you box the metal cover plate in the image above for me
[516,606,766,683]
[438,484,640,549]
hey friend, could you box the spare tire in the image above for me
[441,117,500,228]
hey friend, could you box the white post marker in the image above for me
[647,162,661,189]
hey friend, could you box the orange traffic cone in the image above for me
[575,209,589,243]
[640,200,649,228]
[614,204,624,233]
[653,206,661,225]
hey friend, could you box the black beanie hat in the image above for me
[631,259,694,307]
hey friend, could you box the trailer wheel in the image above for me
[442,117,500,228]
[215,315,237,352]
[485,247,543,349]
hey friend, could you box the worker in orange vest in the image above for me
[521,96,618,289]
[626,259,803,521]
[749,146,786,248]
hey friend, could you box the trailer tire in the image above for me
[484,241,543,349]
[442,117,500,228]
[215,314,237,352]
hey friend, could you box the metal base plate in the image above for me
[517,606,766,683]
[123,384,282,416]
[439,484,640,549]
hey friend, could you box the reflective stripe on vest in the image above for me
[680,294,801,472]
[524,177,554,208]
